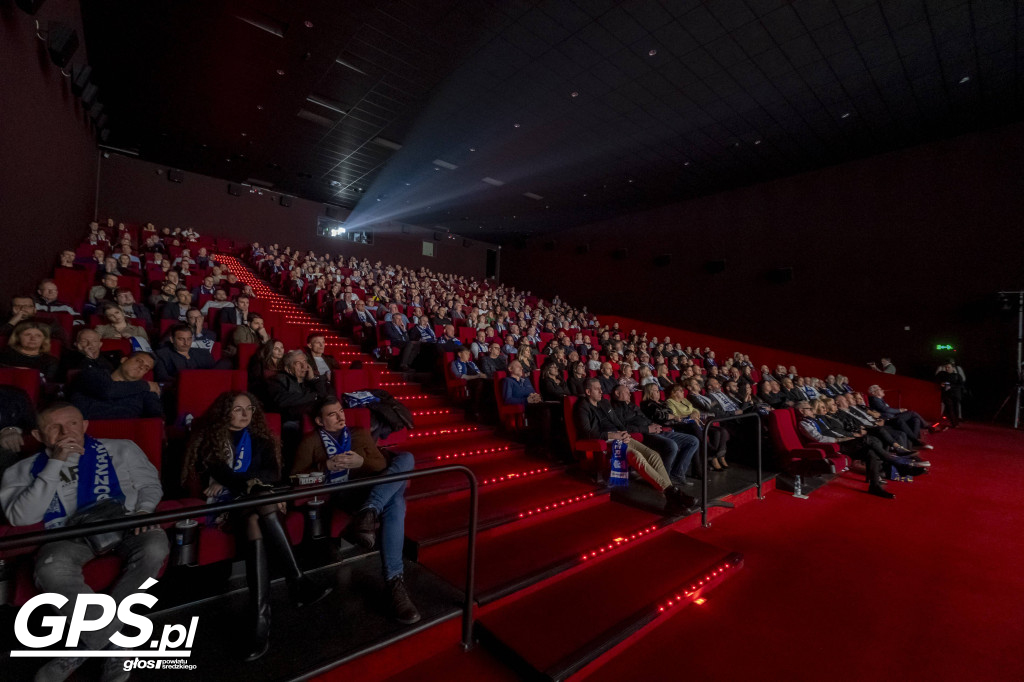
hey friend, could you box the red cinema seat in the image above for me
[175,369,248,422]
[87,418,165,473]
[100,338,133,356]
[564,396,609,480]
[0,367,41,405]
[236,342,259,371]
[493,370,525,431]
[768,408,849,476]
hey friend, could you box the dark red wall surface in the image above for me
[0,0,98,308]
[503,123,1024,413]
[97,155,493,280]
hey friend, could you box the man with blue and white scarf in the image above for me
[292,397,419,625]
[0,402,168,681]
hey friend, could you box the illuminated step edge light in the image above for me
[480,467,550,486]
[580,525,660,560]
[517,491,598,518]
[409,425,480,439]
[655,556,742,616]
[435,444,511,460]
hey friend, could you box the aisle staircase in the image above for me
[220,255,767,682]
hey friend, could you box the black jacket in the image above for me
[69,366,163,420]
[574,398,626,441]
[204,430,280,494]
[540,376,570,402]
[611,400,651,433]
[266,372,329,421]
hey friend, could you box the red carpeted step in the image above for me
[409,451,558,499]
[404,473,602,548]
[418,497,665,602]
[408,408,462,427]
[403,434,525,463]
[476,531,739,680]
[406,423,492,443]
[383,642,522,682]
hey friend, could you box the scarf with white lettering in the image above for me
[319,427,352,483]
[31,436,123,529]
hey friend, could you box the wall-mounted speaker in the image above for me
[98,128,110,142]
[512,238,528,250]
[71,64,92,96]
[575,244,590,255]
[227,183,242,196]
[543,240,556,251]
[47,22,79,68]
[653,253,672,267]
[433,232,443,241]
[167,169,184,183]
[88,102,104,120]
[766,266,794,283]
[93,113,108,129]
[611,248,629,260]
[279,195,292,207]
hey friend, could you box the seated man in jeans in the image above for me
[292,397,419,624]
[574,378,696,512]
[610,385,700,487]
[0,402,168,681]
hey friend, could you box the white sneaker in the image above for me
[920,444,934,450]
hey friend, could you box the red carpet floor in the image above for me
[319,423,1024,681]
[580,423,1024,681]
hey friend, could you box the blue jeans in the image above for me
[645,431,699,483]
[363,450,415,580]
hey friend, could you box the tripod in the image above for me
[992,376,1024,429]
[993,291,1024,429]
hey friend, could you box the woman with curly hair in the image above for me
[183,391,331,662]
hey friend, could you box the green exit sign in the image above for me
[936,344,956,351]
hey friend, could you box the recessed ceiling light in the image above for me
[256,104,264,111]
[733,142,740,147]
[469,147,476,152]
[571,91,579,98]
[648,49,657,56]
[276,69,285,76]
[841,112,850,118]
[304,20,313,28]
[583,193,588,197]
[959,75,970,84]
[627,178,633,183]
[754,139,761,145]
[513,123,521,128]
[241,132,247,137]
[684,161,690,166]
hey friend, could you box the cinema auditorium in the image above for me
[2,1,1023,681]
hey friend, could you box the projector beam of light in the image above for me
[338,17,702,234]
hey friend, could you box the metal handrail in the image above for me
[0,466,480,650]
[698,411,763,527]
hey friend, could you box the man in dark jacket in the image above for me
[574,378,695,511]
[382,314,419,371]
[154,325,215,382]
[610,385,699,487]
[867,385,931,449]
[69,352,163,420]
[267,350,330,465]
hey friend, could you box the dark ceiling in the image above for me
[83,0,1023,243]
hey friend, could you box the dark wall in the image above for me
[0,0,98,307]
[503,122,1024,414]
[97,154,494,280]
